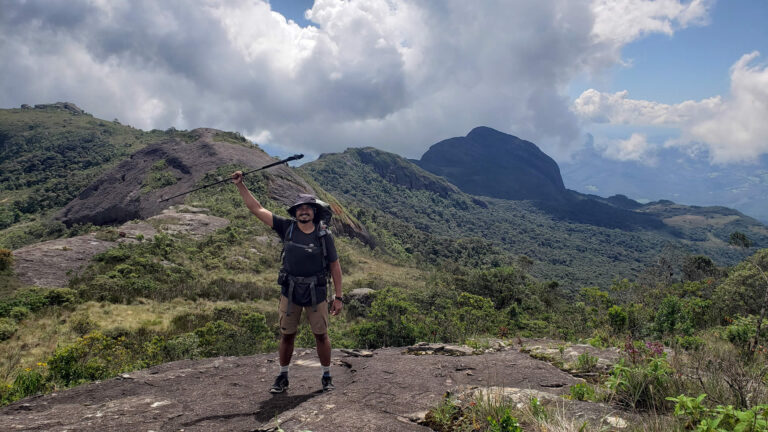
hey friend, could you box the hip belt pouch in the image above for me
[280,274,327,307]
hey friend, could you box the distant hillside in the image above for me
[560,143,768,224]
[0,104,188,248]
[411,126,767,245]
[304,146,766,288]
[0,104,371,249]
[416,127,675,231]
[2,106,765,287]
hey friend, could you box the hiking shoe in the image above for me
[270,373,289,393]
[322,375,335,392]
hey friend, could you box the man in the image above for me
[232,171,343,393]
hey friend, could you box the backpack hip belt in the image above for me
[285,274,322,316]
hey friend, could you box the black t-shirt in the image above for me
[272,215,338,278]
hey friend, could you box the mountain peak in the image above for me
[417,127,565,202]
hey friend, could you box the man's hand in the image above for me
[231,171,244,185]
[330,298,343,316]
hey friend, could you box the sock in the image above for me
[280,365,289,375]
[322,366,331,376]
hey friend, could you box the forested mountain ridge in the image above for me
[303,146,766,288]
[1,105,765,287]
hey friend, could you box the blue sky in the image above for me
[607,0,768,104]
[271,0,316,28]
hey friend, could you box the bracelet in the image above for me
[334,296,344,303]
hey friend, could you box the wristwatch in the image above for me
[334,296,344,303]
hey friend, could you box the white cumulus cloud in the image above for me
[594,133,658,165]
[0,0,716,160]
[591,0,712,45]
[573,52,768,163]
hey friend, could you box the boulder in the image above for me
[345,288,375,306]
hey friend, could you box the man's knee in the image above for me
[281,333,297,343]
[313,333,328,343]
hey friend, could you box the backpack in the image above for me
[278,200,333,311]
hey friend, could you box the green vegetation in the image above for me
[668,394,768,431]
[302,149,765,289]
[1,107,768,430]
[141,160,178,193]
[0,106,200,249]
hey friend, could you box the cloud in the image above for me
[594,133,658,165]
[591,0,712,45]
[572,89,722,125]
[685,52,768,163]
[0,0,714,160]
[573,52,768,163]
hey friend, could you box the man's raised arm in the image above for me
[232,171,273,227]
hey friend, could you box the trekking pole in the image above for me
[159,154,304,202]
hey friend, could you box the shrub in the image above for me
[685,336,768,409]
[0,317,18,341]
[193,320,241,357]
[212,305,245,325]
[726,315,763,353]
[44,288,78,307]
[9,306,29,321]
[69,312,98,336]
[669,394,768,431]
[574,352,599,372]
[423,395,460,431]
[607,356,674,411]
[11,365,47,399]
[654,295,683,336]
[144,333,202,363]
[675,335,705,351]
[141,160,178,192]
[488,409,523,432]
[48,332,136,386]
[569,383,596,401]
[458,266,528,310]
[240,312,270,339]
[0,249,12,272]
[170,311,213,333]
[608,305,628,334]
[587,329,611,348]
[344,297,369,319]
[446,292,499,342]
[0,288,47,317]
[355,288,423,348]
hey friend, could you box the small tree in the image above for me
[0,249,13,273]
[726,248,768,352]
[749,258,768,351]
[729,231,753,248]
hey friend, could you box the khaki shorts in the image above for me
[278,295,328,335]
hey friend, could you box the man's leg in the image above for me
[314,332,331,366]
[315,332,335,391]
[271,296,299,393]
[279,333,297,366]
[308,302,334,391]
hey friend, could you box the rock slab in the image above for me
[1,347,585,431]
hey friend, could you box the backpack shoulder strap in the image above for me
[316,223,330,273]
[279,221,296,267]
